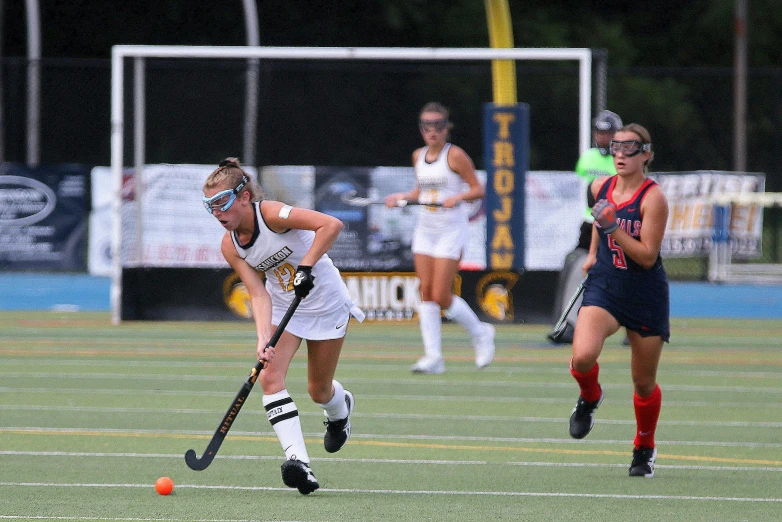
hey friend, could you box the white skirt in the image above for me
[411,224,467,260]
[272,301,365,341]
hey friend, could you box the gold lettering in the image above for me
[491,252,514,269]
[493,113,516,139]
[492,198,513,221]
[669,202,689,231]
[494,169,514,194]
[491,225,514,250]
[692,202,713,228]
[493,142,515,167]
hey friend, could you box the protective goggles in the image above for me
[609,140,651,157]
[419,118,449,132]
[202,176,248,214]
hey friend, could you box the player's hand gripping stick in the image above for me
[293,266,315,298]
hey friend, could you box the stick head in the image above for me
[184,448,212,471]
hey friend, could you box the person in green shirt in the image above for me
[548,110,622,344]
[575,110,623,248]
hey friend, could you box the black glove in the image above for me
[293,265,315,298]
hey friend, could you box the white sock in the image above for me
[263,390,310,463]
[317,380,348,421]
[444,295,484,338]
[417,301,442,359]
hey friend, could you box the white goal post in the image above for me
[709,192,782,283]
[110,45,595,324]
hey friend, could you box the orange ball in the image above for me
[155,476,174,495]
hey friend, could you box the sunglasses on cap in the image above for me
[609,140,651,157]
[419,118,449,132]
[202,176,248,214]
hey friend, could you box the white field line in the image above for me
[2,426,782,449]
[2,404,782,428]
[3,384,782,405]
[3,372,782,394]
[2,450,782,472]
[3,359,782,379]
[0,504,308,522]
[0,482,780,503]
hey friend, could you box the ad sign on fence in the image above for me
[0,163,89,270]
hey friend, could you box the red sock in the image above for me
[633,385,662,449]
[570,361,601,402]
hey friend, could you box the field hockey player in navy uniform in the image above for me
[567,124,670,478]
[202,158,364,494]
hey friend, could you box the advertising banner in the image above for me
[654,171,765,258]
[91,165,766,278]
[0,163,89,270]
[482,103,530,270]
[121,267,556,324]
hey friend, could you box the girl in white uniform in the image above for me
[385,102,496,374]
[202,158,364,495]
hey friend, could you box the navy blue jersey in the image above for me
[594,177,661,272]
[583,177,670,341]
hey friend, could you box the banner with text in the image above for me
[482,103,529,270]
[0,163,89,270]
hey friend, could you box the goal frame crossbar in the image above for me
[110,45,594,323]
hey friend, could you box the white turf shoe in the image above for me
[474,323,496,368]
[411,355,445,374]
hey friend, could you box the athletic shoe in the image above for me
[323,390,354,453]
[280,458,320,495]
[568,387,603,439]
[411,355,445,374]
[473,323,496,368]
[629,446,657,478]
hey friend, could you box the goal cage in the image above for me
[109,46,598,324]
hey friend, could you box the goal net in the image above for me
[108,46,597,323]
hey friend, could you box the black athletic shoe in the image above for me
[323,390,354,453]
[569,388,603,439]
[280,458,319,494]
[629,446,657,478]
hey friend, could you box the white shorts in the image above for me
[272,302,365,341]
[412,225,467,260]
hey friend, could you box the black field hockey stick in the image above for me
[339,190,442,208]
[548,275,587,343]
[184,296,302,471]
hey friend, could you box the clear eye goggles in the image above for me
[202,176,248,214]
[610,140,651,157]
[419,118,448,132]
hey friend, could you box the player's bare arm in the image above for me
[220,233,274,360]
[609,187,668,269]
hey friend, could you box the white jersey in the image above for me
[230,202,353,318]
[414,143,470,231]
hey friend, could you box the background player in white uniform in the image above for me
[385,102,495,374]
[202,158,364,495]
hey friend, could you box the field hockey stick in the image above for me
[184,296,302,471]
[549,275,587,342]
[339,190,442,208]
